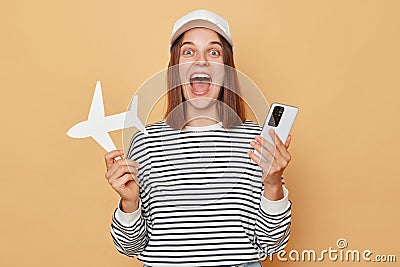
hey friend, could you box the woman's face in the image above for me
[178,27,225,110]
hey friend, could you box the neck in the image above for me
[184,103,220,127]
[186,117,219,127]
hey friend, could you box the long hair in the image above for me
[164,31,246,129]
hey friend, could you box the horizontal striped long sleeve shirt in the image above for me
[110,120,291,267]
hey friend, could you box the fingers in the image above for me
[104,150,124,170]
[110,173,138,191]
[249,134,274,173]
[268,130,291,162]
[285,134,292,148]
[249,139,274,164]
[248,131,292,175]
[254,135,276,154]
[247,149,273,174]
[106,158,140,181]
[108,164,138,183]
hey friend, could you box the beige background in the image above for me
[1,0,399,266]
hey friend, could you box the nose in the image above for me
[194,52,209,67]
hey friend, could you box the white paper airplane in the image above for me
[67,81,148,153]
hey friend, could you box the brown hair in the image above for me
[164,31,246,129]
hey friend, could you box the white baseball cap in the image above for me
[170,9,233,50]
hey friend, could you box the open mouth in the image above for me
[189,73,212,96]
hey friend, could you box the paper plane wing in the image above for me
[88,81,105,121]
[91,132,116,152]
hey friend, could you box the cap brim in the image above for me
[170,19,233,47]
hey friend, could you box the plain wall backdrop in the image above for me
[1,0,399,266]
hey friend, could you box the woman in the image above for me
[105,9,292,267]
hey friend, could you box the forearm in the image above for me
[263,183,284,201]
[121,198,140,213]
[263,173,284,201]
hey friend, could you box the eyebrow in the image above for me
[180,41,223,48]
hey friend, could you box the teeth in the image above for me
[190,73,211,79]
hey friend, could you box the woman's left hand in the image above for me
[248,129,292,187]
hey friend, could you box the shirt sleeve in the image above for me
[114,198,142,225]
[253,183,292,256]
[109,131,151,257]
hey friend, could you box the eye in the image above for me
[183,49,194,56]
[209,50,220,56]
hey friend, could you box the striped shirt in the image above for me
[110,120,291,267]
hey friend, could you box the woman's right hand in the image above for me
[104,150,140,212]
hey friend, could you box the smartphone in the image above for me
[254,102,298,158]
